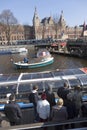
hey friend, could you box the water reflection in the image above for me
[0,51,87,74]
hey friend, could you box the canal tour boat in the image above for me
[0,68,87,127]
[0,47,28,54]
[12,49,54,69]
[0,67,87,106]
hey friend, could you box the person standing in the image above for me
[57,82,70,105]
[29,85,39,122]
[45,86,56,110]
[51,98,68,130]
[72,85,82,117]
[37,93,50,122]
[4,94,22,126]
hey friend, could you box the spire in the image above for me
[59,10,66,27]
[34,7,37,18]
[83,21,86,31]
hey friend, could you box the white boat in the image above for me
[13,49,54,69]
[0,47,28,54]
[10,47,28,54]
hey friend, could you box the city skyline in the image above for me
[0,0,87,27]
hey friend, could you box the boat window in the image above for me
[0,74,19,82]
[67,78,81,88]
[21,73,42,80]
[0,85,16,94]
[42,72,53,78]
[71,68,85,75]
[62,69,75,75]
[18,84,32,93]
[18,82,44,94]
[44,80,65,92]
[77,75,87,86]
[31,73,43,79]
[21,73,32,80]
[53,70,64,77]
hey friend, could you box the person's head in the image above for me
[9,94,15,101]
[41,93,47,100]
[64,82,69,88]
[74,85,81,91]
[33,85,38,91]
[57,98,63,106]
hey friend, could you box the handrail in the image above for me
[1,117,87,130]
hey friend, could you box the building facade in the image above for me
[33,8,83,40]
[0,8,85,45]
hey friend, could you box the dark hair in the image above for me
[64,82,69,88]
[33,85,38,90]
[9,94,15,101]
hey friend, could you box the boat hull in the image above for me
[14,57,54,69]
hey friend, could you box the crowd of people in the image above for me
[2,82,87,129]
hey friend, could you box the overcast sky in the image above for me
[0,0,87,26]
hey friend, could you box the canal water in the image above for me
[0,47,87,74]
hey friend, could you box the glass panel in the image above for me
[0,84,17,94]
[18,82,44,94]
[68,79,81,88]
[53,71,64,77]
[71,69,85,75]
[44,80,65,92]
[77,75,87,85]
[63,69,74,75]
[42,72,53,78]
[0,74,19,82]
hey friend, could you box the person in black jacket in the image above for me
[29,85,39,122]
[57,82,70,105]
[4,94,22,126]
[45,86,56,110]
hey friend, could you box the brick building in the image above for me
[33,7,83,40]
[0,8,85,45]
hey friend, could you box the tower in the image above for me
[33,7,41,39]
[58,10,66,28]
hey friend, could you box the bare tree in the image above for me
[0,9,18,44]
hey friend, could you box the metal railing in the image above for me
[1,117,87,130]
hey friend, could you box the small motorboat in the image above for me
[13,49,54,69]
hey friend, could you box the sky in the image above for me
[0,0,87,27]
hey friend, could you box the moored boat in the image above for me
[0,47,28,54]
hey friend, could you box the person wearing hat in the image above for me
[37,93,50,123]
[4,93,22,126]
